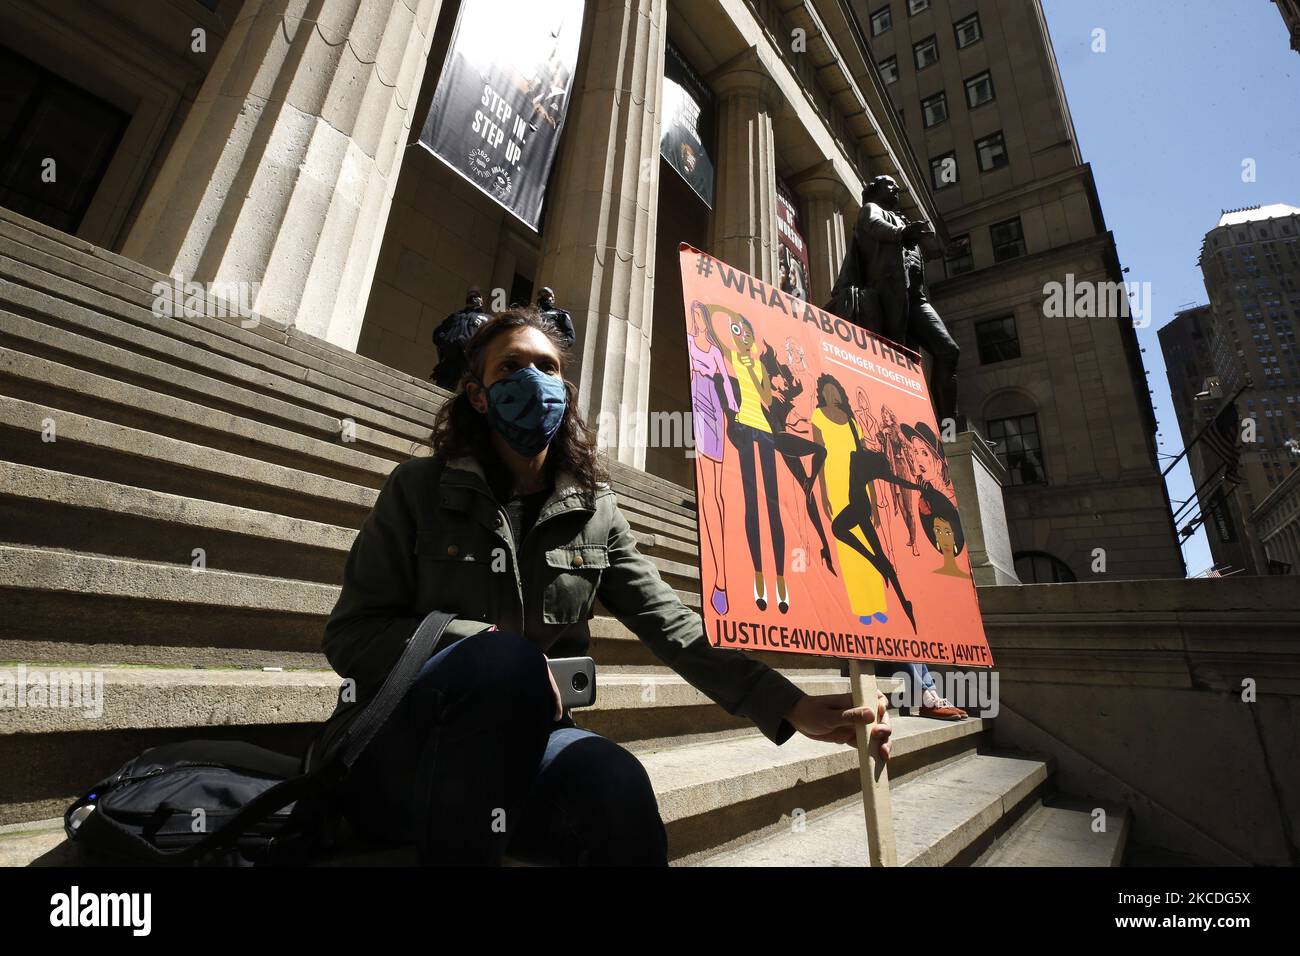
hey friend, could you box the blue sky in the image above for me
[1041,0,1299,575]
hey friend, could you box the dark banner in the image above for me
[776,177,811,301]
[1208,486,1237,544]
[661,42,715,208]
[418,0,585,230]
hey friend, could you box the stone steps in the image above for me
[694,749,1054,866]
[0,664,864,829]
[0,210,1127,867]
[0,544,709,672]
[0,706,960,866]
[0,211,700,518]
[974,798,1130,866]
[0,460,697,586]
[0,284,699,533]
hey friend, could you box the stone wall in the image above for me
[979,576,1300,864]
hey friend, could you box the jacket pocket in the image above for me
[540,543,608,624]
[415,530,505,621]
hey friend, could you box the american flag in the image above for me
[1200,401,1242,485]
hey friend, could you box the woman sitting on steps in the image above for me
[319,308,893,866]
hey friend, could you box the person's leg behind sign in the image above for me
[882,661,967,721]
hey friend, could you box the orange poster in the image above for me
[679,243,992,668]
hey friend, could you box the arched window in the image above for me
[1014,551,1076,583]
[982,390,1047,487]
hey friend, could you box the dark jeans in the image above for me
[340,630,668,865]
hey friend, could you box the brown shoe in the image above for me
[918,705,965,721]
[919,693,968,720]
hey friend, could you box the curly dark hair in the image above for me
[427,307,607,494]
[919,489,965,556]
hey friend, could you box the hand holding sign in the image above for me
[786,691,892,761]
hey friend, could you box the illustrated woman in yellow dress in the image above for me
[811,374,925,629]
[811,380,889,624]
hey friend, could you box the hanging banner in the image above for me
[679,243,992,667]
[660,42,716,208]
[776,178,812,301]
[418,0,585,230]
[1207,487,1237,544]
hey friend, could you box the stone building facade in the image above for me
[0,0,943,489]
[0,0,1180,578]
[855,0,1183,580]
[1254,465,1300,574]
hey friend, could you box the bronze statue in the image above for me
[830,174,959,426]
[431,287,491,389]
[536,286,576,348]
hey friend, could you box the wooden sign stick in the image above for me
[849,659,897,866]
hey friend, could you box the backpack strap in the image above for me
[70,610,458,865]
[325,609,457,771]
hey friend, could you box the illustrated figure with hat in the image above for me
[879,404,920,557]
[829,174,960,427]
[431,287,492,390]
[901,420,967,578]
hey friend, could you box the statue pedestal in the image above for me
[943,430,1020,586]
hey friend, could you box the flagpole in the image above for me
[1172,463,1227,524]
[1160,384,1248,478]
[1176,472,1244,535]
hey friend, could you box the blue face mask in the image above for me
[477,366,568,457]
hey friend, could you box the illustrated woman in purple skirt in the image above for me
[688,301,739,615]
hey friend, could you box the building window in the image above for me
[975,315,1020,364]
[0,46,129,234]
[976,130,1008,171]
[913,35,939,70]
[1013,551,1075,583]
[908,0,930,14]
[990,217,1026,262]
[964,70,995,108]
[929,151,958,189]
[870,5,893,35]
[921,91,948,127]
[954,12,982,47]
[945,234,973,276]
[987,414,1046,486]
[878,56,898,84]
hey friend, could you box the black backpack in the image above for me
[61,611,457,866]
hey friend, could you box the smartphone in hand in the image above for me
[547,657,596,711]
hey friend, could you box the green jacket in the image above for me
[314,453,806,760]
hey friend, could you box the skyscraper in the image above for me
[1275,0,1300,53]
[856,0,1184,581]
[1169,204,1300,570]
